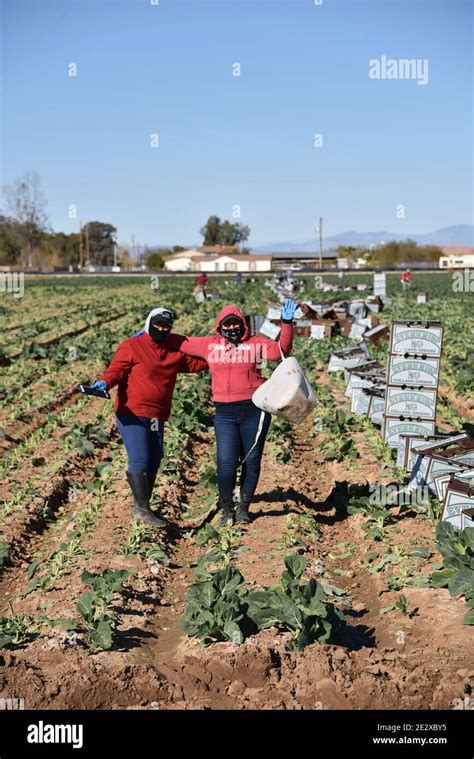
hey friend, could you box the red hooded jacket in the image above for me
[178,304,293,403]
[99,332,208,420]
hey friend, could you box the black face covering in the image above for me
[220,323,245,345]
[149,321,171,344]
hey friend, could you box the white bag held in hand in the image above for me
[252,346,317,424]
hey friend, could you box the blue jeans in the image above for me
[214,400,271,500]
[115,414,164,475]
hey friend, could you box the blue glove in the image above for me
[281,298,298,323]
[91,380,107,391]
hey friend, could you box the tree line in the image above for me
[0,173,252,270]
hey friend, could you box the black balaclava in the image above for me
[149,315,172,345]
[220,315,245,345]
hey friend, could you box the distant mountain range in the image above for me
[254,225,474,254]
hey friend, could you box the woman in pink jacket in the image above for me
[179,299,297,525]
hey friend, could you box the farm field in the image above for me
[0,271,473,710]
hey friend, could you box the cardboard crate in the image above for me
[259,319,281,340]
[411,434,474,462]
[365,323,389,346]
[432,469,474,502]
[345,370,385,399]
[348,299,367,319]
[310,319,338,338]
[407,434,472,493]
[389,320,443,358]
[383,417,436,448]
[327,343,369,373]
[387,355,440,388]
[351,389,371,415]
[441,477,474,530]
[373,273,387,297]
[366,295,384,313]
[385,387,437,420]
[396,433,449,472]
[366,388,386,425]
[244,314,265,337]
[343,360,384,386]
[417,292,428,304]
[340,318,355,337]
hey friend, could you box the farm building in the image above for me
[439,247,474,269]
[164,247,272,272]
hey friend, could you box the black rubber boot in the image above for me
[218,497,235,526]
[235,493,251,524]
[126,471,166,529]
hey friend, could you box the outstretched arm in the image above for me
[259,299,296,360]
[176,335,212,360]
[259,321,293,361]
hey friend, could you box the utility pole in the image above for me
[319,216,323,270]
[85,223,90,264]
[79,221,83,270]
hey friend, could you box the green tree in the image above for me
[146,249,167,269]
[0,214,25,265]
[365,239,442,267]
[83,221,117,266]
[200,215,251,246]
[200,215,223,246]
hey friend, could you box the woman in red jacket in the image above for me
[88,307,208,528]
[179,299,297,525]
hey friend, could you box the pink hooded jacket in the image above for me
[178,304,293,403]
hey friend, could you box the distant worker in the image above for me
[195,273,209,289]
[235,272,242,284]
[401,269,413,292]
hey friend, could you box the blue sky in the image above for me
[1,0,472,249]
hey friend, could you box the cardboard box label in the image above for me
[385,387,437,419]
[387,356,440,387]
[390,323,443,357]
[383,418,435,448]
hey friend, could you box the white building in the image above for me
[163,247,272,273]
[439,247,474,269]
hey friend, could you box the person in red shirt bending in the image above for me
[401,269,413,291]
[177,299,297,526]
[88,308,208,528]
[195,273,209,288]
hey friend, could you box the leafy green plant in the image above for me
[63,421,108,457]
[75,568,129,652]
[246,554,345,650]
[0,609,42,648]
[316,410,360,462]
[347,494,395,542]
[180,565,247,645]
[380,593,419,617]
[121,520,170,565]
[431,523,474,625]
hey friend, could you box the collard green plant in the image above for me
[431,523,474,625]
[0,611,42,648]
[246,554,345,650]
[180,565,247,645]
